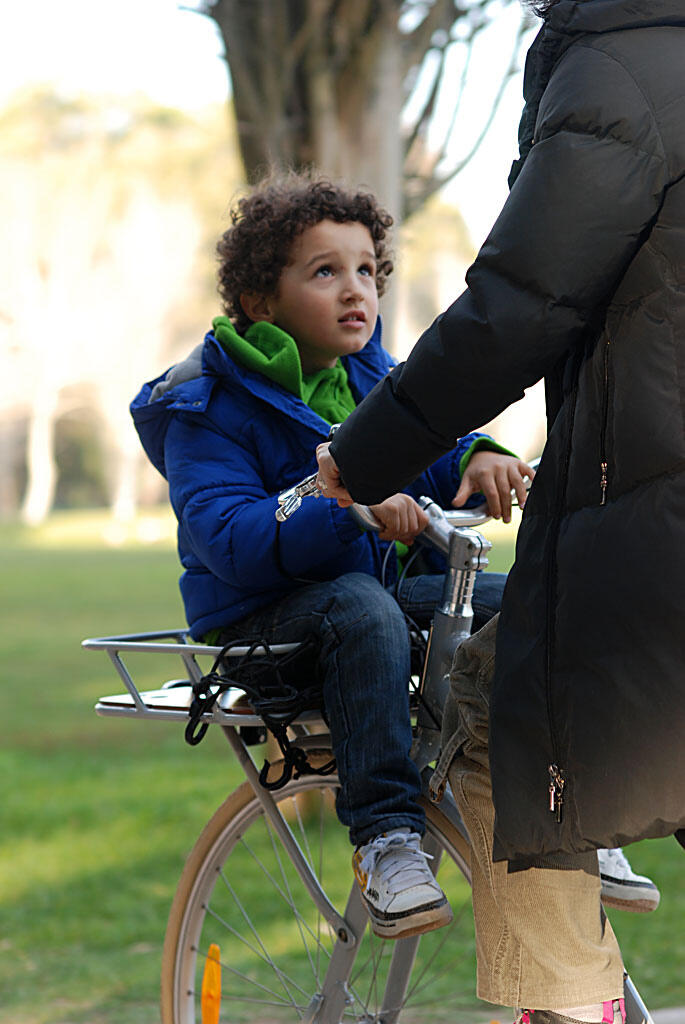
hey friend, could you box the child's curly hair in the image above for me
[217,172,394,332]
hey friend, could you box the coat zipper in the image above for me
[599,337,611,505]
[543,377,579,826]
[548,763,565,823]
[545,335,610,824]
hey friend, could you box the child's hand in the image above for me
[452,451,535,524]
[369,493,429,544]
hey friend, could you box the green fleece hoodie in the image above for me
[213,315,514,474]
[212,316,357,424]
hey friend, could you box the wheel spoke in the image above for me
[214,855,324,1008]
[263,809,327,984]
[401,902,472,1006]
[231,830,335,956]
[202,897,312,1003]
[191,944,303,1005]
[346,929,381,1014]
[163,771,481,1024]
[292,787,332,986]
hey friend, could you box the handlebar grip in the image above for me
[348,504,383,533]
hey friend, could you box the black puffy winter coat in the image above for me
[330,0,685,860]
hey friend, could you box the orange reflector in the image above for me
[201,943,221,1024]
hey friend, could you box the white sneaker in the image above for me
[352,830,453,939]
[598,847,660,913]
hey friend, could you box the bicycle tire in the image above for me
[161,750,481,1024]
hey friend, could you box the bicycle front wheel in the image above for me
[161,752,479,1024]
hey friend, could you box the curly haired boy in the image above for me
[131,172,533,939]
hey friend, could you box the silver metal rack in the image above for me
[83,629,317,727]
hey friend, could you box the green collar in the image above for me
[212,316,357,425]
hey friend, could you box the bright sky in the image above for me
[0,0,536,243]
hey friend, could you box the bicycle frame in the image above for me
[84,496,654,1024]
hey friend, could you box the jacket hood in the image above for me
[548,0,685,34]
[130,316,390,479]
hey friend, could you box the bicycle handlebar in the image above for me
[275,472,322,521]
[276,454,539,543]
[275,472,492,554]
[347,497,491,535]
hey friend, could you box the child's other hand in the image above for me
[452,451,536,524]
[369,494,429,544]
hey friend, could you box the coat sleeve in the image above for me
[165,411,364,591]
[403,431,507,508]
[330,44,668,505]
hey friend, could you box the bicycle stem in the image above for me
[412,502,492,771]
[275,482,494,775]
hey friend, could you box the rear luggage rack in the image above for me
[83,629,320,728]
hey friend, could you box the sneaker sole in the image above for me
[363,897,454,940]
[600,877,660,913]
[600,892,660,913]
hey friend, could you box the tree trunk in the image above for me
[206,0,522,219]
[213,1,405,213]
[0,418,24,519]
[205,0,526,348]
[21,388,58,526]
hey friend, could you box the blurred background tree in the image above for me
[0,92,241,523]
[202,0,527,220]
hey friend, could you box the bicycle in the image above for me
[83,480,654,1024]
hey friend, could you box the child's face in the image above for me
[259,219,379,374]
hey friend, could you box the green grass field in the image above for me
[0,511,683,1023]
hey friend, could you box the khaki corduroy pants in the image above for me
[442,615,625,1009]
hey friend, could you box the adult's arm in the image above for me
[329,44,668,505]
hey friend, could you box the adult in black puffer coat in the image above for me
[324,0,685,863]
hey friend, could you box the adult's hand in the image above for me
[315,442,354,506]
[452,450,535,524]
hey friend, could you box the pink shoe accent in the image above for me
[602,999,626,1024]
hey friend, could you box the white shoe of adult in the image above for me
[598,847,660,913]
[352,829,453,939]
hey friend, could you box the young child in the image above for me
[130,174,656,938]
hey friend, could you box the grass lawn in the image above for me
[1,513,245,1024]
[0,510,683,1023]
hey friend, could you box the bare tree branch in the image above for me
[411,19,485,176]
[204,0,523,221]
[402,45,449,162]
[404,9,527,216]
[400,0,457,78]
[332,0,378,59]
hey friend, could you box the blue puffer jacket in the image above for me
[131,320,486,639]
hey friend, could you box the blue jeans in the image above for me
[219,570,506,845]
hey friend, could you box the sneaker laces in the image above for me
[599,846,654,884]
[359,833,434,896]
[601,848,631,876]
